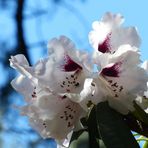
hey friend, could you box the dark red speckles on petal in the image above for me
[98,33,111,53]
[101,62,122,77]
[62,55,82,72]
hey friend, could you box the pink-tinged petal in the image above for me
[101,62,122,77]
[62,55,82,72]
[98,33,112,53]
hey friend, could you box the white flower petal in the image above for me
[142,60,148,72]
[10,54,29,67]
[78,78,106,111]
[102,12,124,27]
[99,66,147,114]
[17,88,85,144]
[97,44,140,68]
[11,75,35,102]
[10,55,37,84]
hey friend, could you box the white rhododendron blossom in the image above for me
[10,12,148,147]
[84,12,148,114]
[89,12,141,65]
[78,45,148,114]
[34,36,92,94]
[10,36,93,147]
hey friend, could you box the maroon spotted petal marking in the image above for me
[101,62,122,77]
[98,33,111,53]
[59,102,79,128]
[62,55,82,72]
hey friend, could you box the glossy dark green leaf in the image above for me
[96,101,140,148]
[132,101,148,124]
[70,132,89,148]
[124,113,148,137]
[143,141,148,148]
[70,129,86,144]
[87,106,100,148]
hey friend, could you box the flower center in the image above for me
[99,61,124,98]
[107,79,124,98]
[59,102,78,128]
[101,62,122,77]
[98,33,111,53]
[60,70,82,92]
[62,55,82,72]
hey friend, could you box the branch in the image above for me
[15,0,30,64]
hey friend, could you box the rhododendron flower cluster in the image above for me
[10,12,148,147]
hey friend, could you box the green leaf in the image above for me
[96,101,140,148]
[132,101,148,124]
[70,132,89,148]
[96,139,106,148]
[124,113,148,137]
[87,106,100,148]
[70,129,86,144]
[143,141,148,148]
